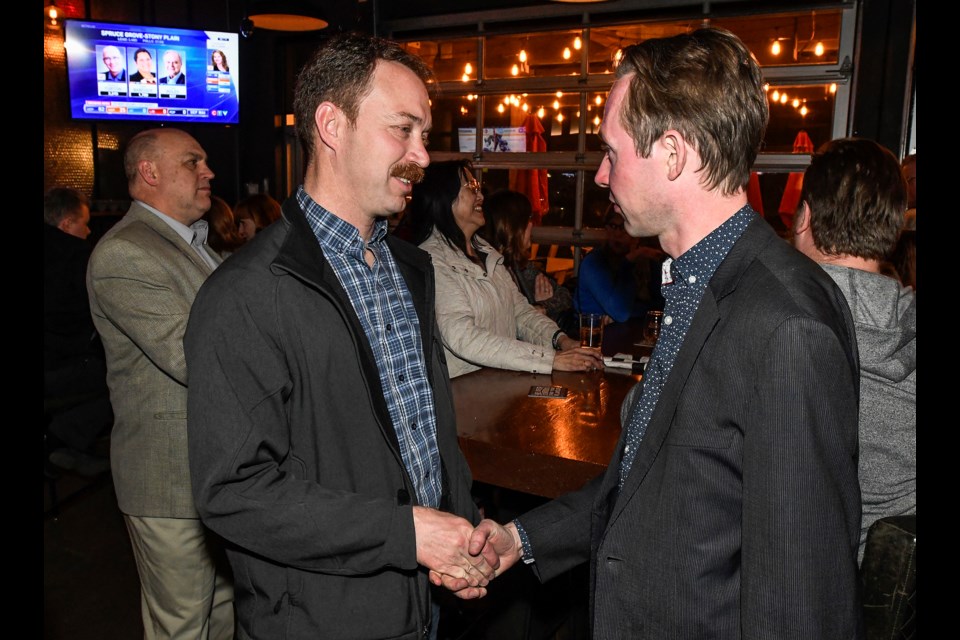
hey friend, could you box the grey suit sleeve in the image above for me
[87,236,191,384]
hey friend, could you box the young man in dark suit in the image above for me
[464,28,864,639]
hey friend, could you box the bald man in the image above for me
[101,45,126,82]
[159,50,185,84]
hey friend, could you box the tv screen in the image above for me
[64,19,240,125]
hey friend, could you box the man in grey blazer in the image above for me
[87,127,233,639]
[459,29,864,638]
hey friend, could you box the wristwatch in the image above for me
[551,329,564,351]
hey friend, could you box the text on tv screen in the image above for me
[64,20,240,125]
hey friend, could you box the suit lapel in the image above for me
[124,204,219,276]
[604,219,770,527]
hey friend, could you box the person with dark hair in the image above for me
[184,33,498,639]
[202,195,244,258]
[408,160,603,377]
[461,28,863,638]
[481,189,576,335]
[233,192,281,242]
[574,204,665,323]
[210,49,229,73]
[87,128,232,639]
[44,187,112,476]
[791,137,916,562]
[129,48,156,83]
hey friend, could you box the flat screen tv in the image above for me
[64,19,240,125]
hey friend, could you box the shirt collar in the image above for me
[664,204,755,286]
[296,186,388,257]
[137,200,200,246]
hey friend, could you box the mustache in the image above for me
[391,163,425,184]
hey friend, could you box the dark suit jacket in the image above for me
[159,73,186,85]
[129,71,155,83]
[102,69,126,82]
[520,216,863,639]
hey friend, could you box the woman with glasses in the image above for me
[407,160,603,377]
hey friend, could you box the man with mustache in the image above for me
[184,33,497,639]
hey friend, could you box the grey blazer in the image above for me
[519,216,864,639]
[87,202,219,518]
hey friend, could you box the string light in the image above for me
[511,64,519,76]
[792,98,800,108]
[557,113,564,122]
[563,47,571,60]
[574,36,582,50]
[780,93,788,105]
[771,90,780,102]
[497,103,505,113]
[595,95,603,106]
[800,105,809,116]
[829,83,837,94]
[553,99,560,110]
[556,91,563,98]
[593,115,601,126]
[771,40,782,56]
[461,73,470,82]
[519,50,527,63]
[537,107,546,119]
[464,62,473,75]
[814,42,825,56]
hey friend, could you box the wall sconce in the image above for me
[44,1,60,27]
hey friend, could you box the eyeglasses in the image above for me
[461,179,481,195]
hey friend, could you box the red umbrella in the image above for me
[510,113,549,224]
[778,130,815,230]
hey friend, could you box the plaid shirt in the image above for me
[298,187,442,509]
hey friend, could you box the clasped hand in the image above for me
[414,509,521,600]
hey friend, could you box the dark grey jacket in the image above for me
[519,216,864,639]
[185,198,478,639]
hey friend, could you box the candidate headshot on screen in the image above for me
[211,50,229,73]
[100,45,126,82]
[159,50,185,84]
[129,48,157,84]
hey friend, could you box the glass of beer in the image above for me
[579,313,604,351]
[643,310,663,345]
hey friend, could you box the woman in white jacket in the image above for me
[407,160,603,377]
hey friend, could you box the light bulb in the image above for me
[553,100,560,110]
[780,93,788,104]
[771,40,782,56]
[792,98,800,108]
[556,91,563,98]
[595,95,602,106]
[800,105,809,116]
[46,4,59,26]
[497,104,505,114]
[814,42,825,57]
[522,103,529,112]
[563,47,571,60]
[593,115,601,126]
[461,73,470,83]
[464,62,473,75]
[829,83,837,94]
[574,37,582,50]
[537,107,546,119]
[557,113,564,122]
[771,90,780,102]
[460,106,468,115]
[519,50,527,63]
[511,64,519,76]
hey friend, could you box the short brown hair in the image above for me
[44,187,89,227]
[799,138,907,260]
[292,32,434,164]
[615,28,768,196]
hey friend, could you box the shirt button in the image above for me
[688,275,697,284]
[663,315,673,325]
[411,422,417,430]
[386,323,392,332]
[398,374,405,382]
[424,470,430,479]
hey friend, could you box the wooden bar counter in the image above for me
[452,320,650,499]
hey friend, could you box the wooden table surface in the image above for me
[452,320,652,499]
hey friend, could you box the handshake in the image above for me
[412,506,523,599]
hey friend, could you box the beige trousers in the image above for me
[124,515,234,640]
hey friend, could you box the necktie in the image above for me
[189,221,218,269]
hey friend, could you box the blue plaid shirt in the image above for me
[298,187,443,509]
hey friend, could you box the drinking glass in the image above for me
[579,313,604,351]
[643,310,663,345]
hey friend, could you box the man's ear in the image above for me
[315,102,341,152]
[793,201,811,235]
[661,130,687,182]
[138,160,159,187]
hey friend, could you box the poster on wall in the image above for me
[458,127,528,153]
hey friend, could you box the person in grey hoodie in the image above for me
[792,137,916,561]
